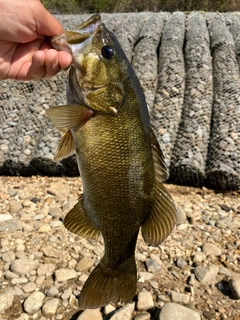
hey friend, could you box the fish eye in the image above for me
[101,45,114,59]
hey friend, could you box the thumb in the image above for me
[33,1,64,36]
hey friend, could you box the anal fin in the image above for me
[64,195,100,240]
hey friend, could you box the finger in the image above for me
[39,42,72,70]
[33,2,64,37]
[43,49,61,79]
[27,50,46,80]
[58,51,72,70]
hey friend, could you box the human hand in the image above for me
[0,0,72,80]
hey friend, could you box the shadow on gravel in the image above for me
[215,280,234,299]
[69,310,82,320]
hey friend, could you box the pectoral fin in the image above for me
[54,130,75,161]
[141,128,176,246]
[46,105,94,161]
[64,195,100,240]
[46,105,94,132]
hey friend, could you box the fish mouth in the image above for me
[66,14,102,55]
[50,14,102,55]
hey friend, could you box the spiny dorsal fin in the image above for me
[46,105,94,132]
[54,130,75,161]
[64,195,100,240]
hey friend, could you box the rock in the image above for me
[150,281,159,289]
[37,263,56,276]
[16,244,25,252]
[9,200,22,213]
[61,288,72,300]
[17,313,29,320]
[176,207,186,224]
[194,265,219,283]
[203,310,216,319]
[219,204,232,212]
[4,270,19,280]
[35,275,45,286]
[50,220,63,228]
[42,246,62,258]
[75,257,94,272]
[38,224,52,232]
[229,277,240,299]
[138,272,154,282]
[1,250,15,262]
[104,304,116,314]
[137,291,154,311]
[77,309,102,320]
[10,259,39,275]
[146,254,162,273]
[55,268,78,282]
[0,288,14,312]
[188,274,196,286]
[42,298,59,317]
[192,251,206,263]
[23,291,45,314]
[159,302,201,320]
[167,290,190,304]
[0,214,13,221]
[79,274,88,282]
[48,206,62,218]
[111,302,135,320]
[219,266,232,277]
[176,257,188,268]
[46,286,59,297]
[8,189,18,197]
[69,294,77,308]
[134,311,151,320]
[47,183,69,197]
[202,243,222,256]
[11,277,28,285]
[22,282,37,293]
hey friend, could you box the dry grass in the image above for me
[41,0,240,13]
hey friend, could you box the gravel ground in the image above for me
[0,176,239,320]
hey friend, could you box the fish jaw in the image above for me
[49,14,102,53]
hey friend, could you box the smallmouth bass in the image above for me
[47,14,176,309]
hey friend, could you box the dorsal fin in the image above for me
[141,128,176,246]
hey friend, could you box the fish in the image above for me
[46,14,176,309]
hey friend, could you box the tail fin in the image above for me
[79,259,137,308]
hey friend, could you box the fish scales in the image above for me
[47,14,176,309]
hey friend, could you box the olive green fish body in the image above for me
[71,78,154,306]
[47,14,176,309]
